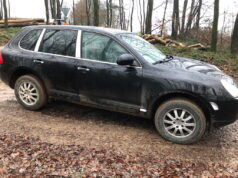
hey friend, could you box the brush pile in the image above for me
[142,34,208,51]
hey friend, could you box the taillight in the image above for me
[0,52,3,64]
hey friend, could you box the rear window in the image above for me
[20,29,42,51]
[39,30,77,57]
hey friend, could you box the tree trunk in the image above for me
[211,0,219,52]
[186,0,195,32]
[7,0,9,19]
[93,0,99,26]
[231,14,238,55]
[145,0,154,34]
[137,0,143,34]
[130,0,134,32]
[195,0,202,29]
[86,0,91,26]
[0,0,3,20]
[171,0,179,40]
[50,0,56,20]
[44,0,49,24]
[142,0,146,33]
[106,0,109,26]
[72,0,75,25]
[109,0,112,27]
[56,0,61,20]
[119,0,125,29]
[181,0,188,34]
[160,0,168,36]
[106,0,112,27]
[3,0,7,28]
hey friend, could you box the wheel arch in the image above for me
[150,91,213,124]
[9,67,50,91]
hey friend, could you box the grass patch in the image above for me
[0,27,21,46]
[156,44,238,79]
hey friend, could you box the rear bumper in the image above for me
[211,98,238,127]
[0,65,10,86]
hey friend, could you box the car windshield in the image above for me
[118,33,166,64]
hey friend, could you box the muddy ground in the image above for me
[0,81,237,172]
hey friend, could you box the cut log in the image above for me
[0,18,44,24]
[170,40,186,47]
[142,34,207,50]
[151,35,167,45]
[187,43,204,48]
[0,23,41,28]
[148,39,157,44]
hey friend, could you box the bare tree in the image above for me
[181,0,188,34]
[44,0,50,24]
[130,0,134,32]
[119,0,126,30]
[171,0,179,40]
[211,0,219,52]
[231,13,238,55]
[160,0,169,36]
[7,0,9,19]
[50,0,56,20]
[220,10,226,47]
[145,0,154,34]
[56,0,62,20]
[72,0,75,24]
[186,0,195,32]
[106,0,113,27]
[49,0,63,22]
[109,0,112,27]
[93,0,99,26]
[137,0,146,34]
[3,0,8,28]
[0,0,3,20]
[86,0,92,25]
[195,0,202,29]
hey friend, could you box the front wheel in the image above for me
[154,98,206,144]
[14,75,47,111]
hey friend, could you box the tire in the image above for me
[154,98,206,144]
[14,75,47,111]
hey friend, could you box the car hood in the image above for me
[158,56,228,79]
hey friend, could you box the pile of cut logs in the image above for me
[142,34,208,51]
[0,18,45,28]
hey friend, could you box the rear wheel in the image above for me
[154,98,206,144]
[14,75,47,111]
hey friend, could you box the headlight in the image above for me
[221,79,238,99]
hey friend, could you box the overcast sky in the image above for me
[8,0,238,33]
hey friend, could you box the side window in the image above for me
[39,30,77,57]
[20,29,42,51]
[82,32,128,63]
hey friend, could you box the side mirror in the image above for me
[117,54,135,66]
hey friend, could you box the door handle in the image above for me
[77,66,90,72]
[33,59,44,64]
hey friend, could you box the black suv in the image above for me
[0,26,237,144]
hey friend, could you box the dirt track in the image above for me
[0,81,237,171]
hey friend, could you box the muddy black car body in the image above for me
[0,26,238,144]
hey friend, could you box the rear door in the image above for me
[34,29,79,94]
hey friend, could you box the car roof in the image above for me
[25,25,133,36]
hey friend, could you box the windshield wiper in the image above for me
[153,55,174,65]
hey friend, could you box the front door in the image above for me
[76,31,143,111]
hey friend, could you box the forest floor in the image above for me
[0,28,238,176]
[0,81,237,176]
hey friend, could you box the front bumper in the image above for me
[211,98,238,127]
